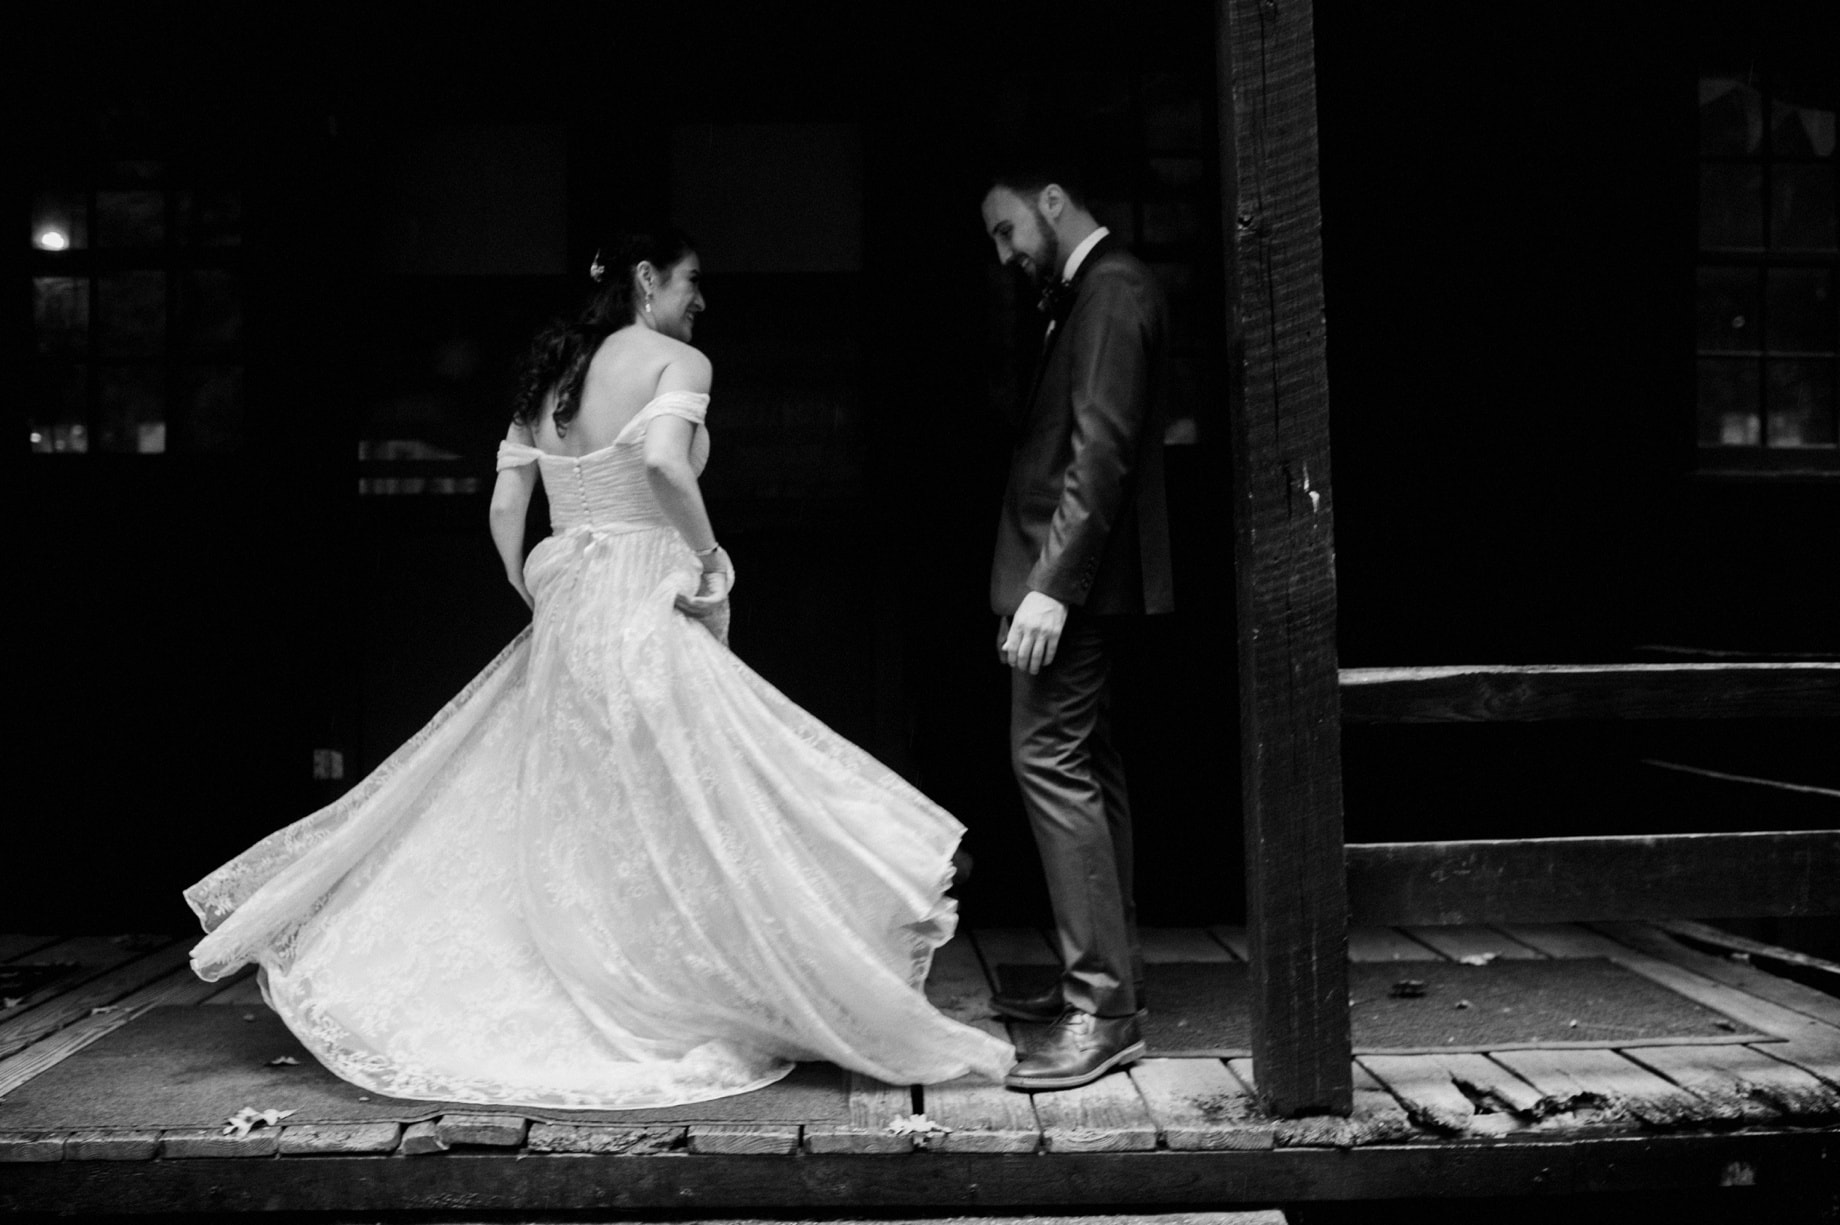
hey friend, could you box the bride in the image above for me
[184,228,1015,1109]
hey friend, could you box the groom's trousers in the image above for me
[1009,609,1143,1018]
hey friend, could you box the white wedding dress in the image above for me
[185,390,1013,1109]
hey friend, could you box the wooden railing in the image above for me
[1340,663,1840,723]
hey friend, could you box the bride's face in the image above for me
[647,254,705,343]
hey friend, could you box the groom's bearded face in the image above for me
[982,188,1061,289]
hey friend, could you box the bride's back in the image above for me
[532,327,683,457]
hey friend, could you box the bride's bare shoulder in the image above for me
[654,338,712,393]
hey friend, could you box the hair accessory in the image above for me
[588,249,606,283]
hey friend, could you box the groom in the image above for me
[980,158,1174,1091]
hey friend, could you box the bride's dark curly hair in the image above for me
[511,226,697,436]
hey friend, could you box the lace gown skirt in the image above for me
[185,413,1011,1107]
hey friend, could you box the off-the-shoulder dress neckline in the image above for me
[513,390,709,464]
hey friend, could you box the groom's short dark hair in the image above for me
[984,144,1093,211]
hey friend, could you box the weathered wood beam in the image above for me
[6,1136,1838,1213]
[1339,663,1840,723]
[1219,0,1352,1117]
[1346,831,1840,926]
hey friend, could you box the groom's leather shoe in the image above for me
[1003,1008,1146,1092]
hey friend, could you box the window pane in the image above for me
[180,189,242,247]
[1699,78,1764,155]
[97,365,165,453]
[96,272,166,357]
[1699,164,1764,248]
[184,365,243,452]
[34,277,90,355]
[1765,360,1837,447]
[95,190,165,248]
[1698,358,1761,445]
[1696,265,1762,352]
[1770,163,1837,251]
[31,190,88,251]
[1766,268,1837,353]
[1769,76,1836,158]
[29,365,88,453]
[183,270,242,352]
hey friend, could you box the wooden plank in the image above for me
[525,1123,683,1155]
[1339,661,1840,722]
[1653,918,1840,985]
[1422,1052,1546,1117]
[1619,1044,1812,1123]
[0,1132,65,1163]
[276,1123,402,1155]
[0,962,228,1097]
[1503,923,1840,1083]
[7,1136,1840,1212]
[1492,1048,1709,1128]
[1345,927,1439,962]
[434,1112,528,1148]
[1229,1060,1412,1147]
[62,1130,160,1161]
[920,1075,1041,1153]
[1220,0,1353,1120]
[1031,1065,1158,1152]
[397,1121,447,1156]
[1128,1058,1276,1150]
[0,936,158,1034]
[0,936,60,963]
[804,1073,918,1153]
[1140,928,1239,963]
[1357,1055,1479,1134]
[0,938,192,1044]
[157,1128,281,1159]
[686,1122,800,1155]
[1347,831,1840,925]
[1207,926,1250,960]
[1590,922,1840,1032]
[1401,925,1544,962]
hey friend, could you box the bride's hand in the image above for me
[675,562,734,620]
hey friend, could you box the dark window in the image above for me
[1696,72,1837,472]
[27,167,244,454]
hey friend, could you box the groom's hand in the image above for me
[1002,591,1068,675]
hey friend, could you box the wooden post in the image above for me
[1217,0,1353,1117]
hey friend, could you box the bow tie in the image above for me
[1037,277,1075,319]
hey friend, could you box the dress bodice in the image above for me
[496,391,709,535]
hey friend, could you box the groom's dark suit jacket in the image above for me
[991,234,1175,617]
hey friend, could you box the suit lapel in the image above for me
[1026,232,1120,408]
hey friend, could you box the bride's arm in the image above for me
[642,351,728,575]
[490,422,539,610]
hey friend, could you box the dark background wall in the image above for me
[15,3,1835,948]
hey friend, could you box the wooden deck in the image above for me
[1,923,1837,1215]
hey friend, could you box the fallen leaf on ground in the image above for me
[222,1106,296,1138]
[266,1055,301,1066]
[886,1113,952,1136]
[1458,952,1500,966]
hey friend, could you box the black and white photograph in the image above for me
[8,2,1838,1222]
